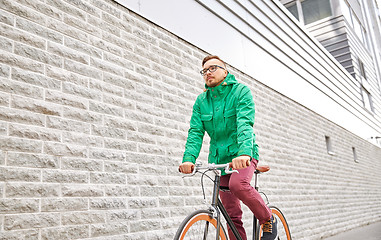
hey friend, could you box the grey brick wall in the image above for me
[0,0,380,239]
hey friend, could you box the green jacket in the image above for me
[183,73,259,174]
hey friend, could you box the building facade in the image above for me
[0,0,381,240]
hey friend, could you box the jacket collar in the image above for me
[204,73,237,92]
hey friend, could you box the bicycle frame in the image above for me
[209,169,264,240]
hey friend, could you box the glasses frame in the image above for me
[200,65,225,76]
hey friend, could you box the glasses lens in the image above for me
[209,65,217,72]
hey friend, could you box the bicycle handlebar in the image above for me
[179,160,250,176]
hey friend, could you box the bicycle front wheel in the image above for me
[258,206,292,240]
[174,209,227,240]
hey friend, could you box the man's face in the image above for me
[202,59,228,88]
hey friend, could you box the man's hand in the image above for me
[179,162,195,174]
[232,155,251,169]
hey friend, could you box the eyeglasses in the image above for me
[200,65,225,76]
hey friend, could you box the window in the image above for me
[352,147,357,162]
[286,2,299,20]
[302,0,333,24]
[325,136,335,155]
[284,0,332,25]
[362,87,373,112]
[359,60,367,81]
[340,0,352,24]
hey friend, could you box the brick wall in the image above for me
[0,0,380,239]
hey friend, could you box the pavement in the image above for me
[324,221,381,240]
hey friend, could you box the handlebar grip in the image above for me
[229,159,250,169]
[178,164,195,173]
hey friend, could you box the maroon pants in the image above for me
[219,159,272,240]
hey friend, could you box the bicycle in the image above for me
[174,161,292,240]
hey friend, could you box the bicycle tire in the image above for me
[257,206,292,240]
[174,209,227,240]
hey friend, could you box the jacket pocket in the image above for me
[201,114,213,134]
[224,108,237,131]
[227,143,238,156]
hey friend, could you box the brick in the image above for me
[16,17,63,43]
[0,63,10,78]
[0,49,44,74]
[61,157,102,171]
[0,35,12,52]
[9,123,60,141]
[0,92,9,107]
[106,209,139,221]
[47,0,86,21]
[61,184,104,197]
[125,109,154,124]
[64,59,102,80]
[63,81,101,100]
[104,161,138,174]
[62,131,102,147]
[90,57,124,76]
[47,17,88,42]
[42,169,88,183]
[0,229,39,240]
[65,0,101,17]
[7,152,59,169]
[11,68,61,90]
[0,78,43,99]
[62,211,105,225]
[91,78,124,98]
[105,185,139,197]
[64,36,102,59]
[63,107,103,125]
[128,198,157,209]
[141,208,169,219]
[0,22,46,49]
[5,182,59,198]
[103,72,135,91]
[90,198,127,210]
[88,15,120,37]
[104,138,137,151]
[90,172,126,184]
[0,199,39,214]
[46,115,90,134]
[91,124,126,139]
[43,142,88,157]
[89,35,122,56]
[90,222,128,237]
[11,95,61,116]
[138,143,165,155]
[140,186,168,197]
[4,213,60,230]
[64,14,102,37]
[92,0,121,18]
[129,219,161,233]
[41,198,88,212]
[14,42,62,67]
[46,90,88,109]
[0,167,41,182]
[0,136,42,153]
[0,0,46,24]
[0,8,15,25]
[41,226,89,240]
[47,41,89,64]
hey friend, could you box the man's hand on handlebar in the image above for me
[232,155,251,169]
[179,162,195,174]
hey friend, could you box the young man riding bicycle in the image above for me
[179,55,277,240]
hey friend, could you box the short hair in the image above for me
[202,55,226,67]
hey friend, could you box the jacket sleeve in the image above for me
[182,98,205,164]
[236,86,256,157]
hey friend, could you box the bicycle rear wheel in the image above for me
[174,209,227,240]
[258,206,292,240]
